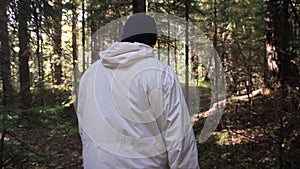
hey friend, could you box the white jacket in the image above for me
[77,42,199,169]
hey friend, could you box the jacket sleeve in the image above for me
[76,67,92,138]
[163,75,200,169]
[76,73,85,138]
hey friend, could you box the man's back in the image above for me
[77,42,199,169]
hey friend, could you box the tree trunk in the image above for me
[33,1,43,83]
[18,0,31,107]
[167,21,170,66]
[82,0,86,71]
[213,0,218,49]
[91,9,98,63]
[53,0,63,85]
[0,0,11,166]
[0,0,14,106]
[263,0,277,85]
[133,0,146,13]
[174,24,178,73]
[72,3,78,69]
[275,0,298,87]
[263,0,298,87]
[185,0,190,106]
[72,1,78,99]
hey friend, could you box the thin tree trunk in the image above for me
[72,4,78,69]
[18,0,31,107]
[33,1,42,82]
[91,9,98,63]
[158,39,161,60]
[33,1,44,105]
[185,0,190,106]
[167,21,170,66]
[213,0,217,49]
[82,0,86,71]
[53,0,63,85]
[72,1,78,100]
[174,25,178,74]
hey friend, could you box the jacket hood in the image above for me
[99,42,154,68]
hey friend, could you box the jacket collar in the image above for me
[99,42,154,68]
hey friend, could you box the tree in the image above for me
[0,0,13,166]
[32,0,43,83]
[275,0,298,87]
[0,0,14,106]
[17,0,31,107]
[72,1,78,70]
[263,0,299,87]
[52,0,63,85]
[185,0,191,105]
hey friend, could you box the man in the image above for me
[77,13,199,169]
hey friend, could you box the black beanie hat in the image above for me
[121,13,157,46]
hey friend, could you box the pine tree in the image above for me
[17,0,31,107]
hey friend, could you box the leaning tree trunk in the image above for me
[18,0,31,107]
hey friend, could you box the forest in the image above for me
[0,0,299,168]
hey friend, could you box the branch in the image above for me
[289,0,300,26]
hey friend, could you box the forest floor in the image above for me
[3,106,82,169]
[3,88,300,168]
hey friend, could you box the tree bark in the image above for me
[91,9,98,63]
[185,0,190,106]
[275,0,298,86]
[263,0,277,85]
[263,0,298,87]
[53,0,63,85]
[82,0,86,71]
[0,0,11,166]
[33,1,43,82]
[0,0,14,106]
[72,3,78,69]
[18,0,31,107]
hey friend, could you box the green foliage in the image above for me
[67,128,79,137]
[31,84,72,107]
[198,78,211,88]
